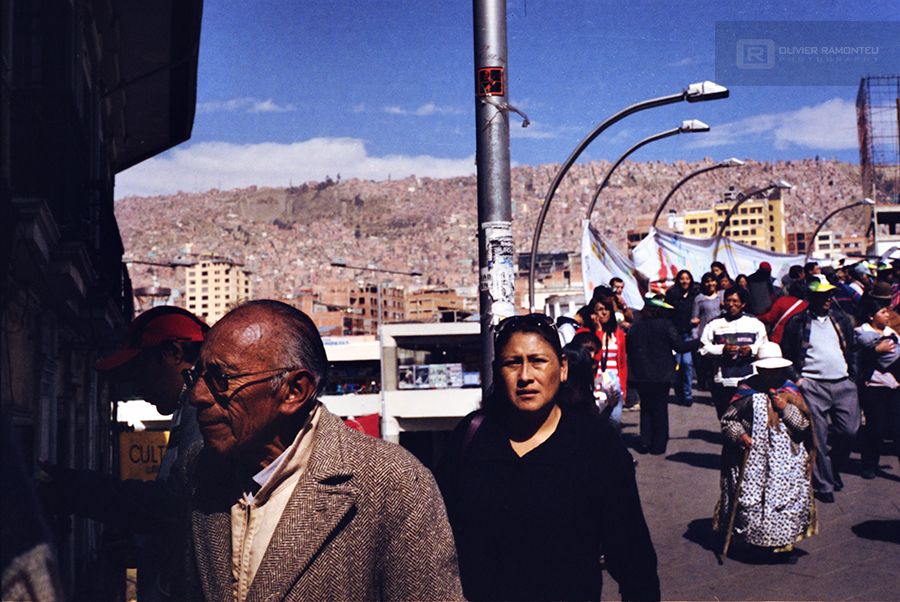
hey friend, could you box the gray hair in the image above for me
[236,300,329,398]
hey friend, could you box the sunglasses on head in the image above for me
[493,313,558,340]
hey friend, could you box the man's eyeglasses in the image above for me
[182,365,298,393]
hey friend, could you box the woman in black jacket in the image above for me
[665,269,700,406]
[627,295,700,454]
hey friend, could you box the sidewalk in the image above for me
[607,390,900,601]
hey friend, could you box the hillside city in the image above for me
[117,156,865,317]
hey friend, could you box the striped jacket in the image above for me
[182,406,464,602]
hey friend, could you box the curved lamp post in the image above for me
[583,120,710,223]
[330,260,422,441]
[712,180,793,260]
[804,198,875,262]
[527,80,729,311]
[652,158,744,229]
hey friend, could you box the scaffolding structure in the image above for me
[857,76,900,204]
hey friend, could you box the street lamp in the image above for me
[652,158,744,229]
[712,180,793,260]
[527,80,729,310]
[584,120,710,223]
[330,260,422,441]
[804,198,876,262]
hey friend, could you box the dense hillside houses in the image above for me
[117,157,864,311]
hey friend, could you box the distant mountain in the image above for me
[115,158,862,301]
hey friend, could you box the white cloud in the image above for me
[380,103,464,116]
[689,97,858,151]
[666,56,705,68]
[197,97,297,114]
[115,139,476,198]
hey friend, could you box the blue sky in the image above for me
[115,1,899,198]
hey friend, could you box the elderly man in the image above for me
[182,300,463,602]
[781,277,859,503]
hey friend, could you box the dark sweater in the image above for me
[626,316,700,384]
[437,407,660,602]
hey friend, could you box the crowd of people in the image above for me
[26,254,899,602]
[558,255,900,565]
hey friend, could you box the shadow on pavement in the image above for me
[851,519,900,545]
[684,518,811,564]
[666,451,721,470]
[683,518,719,554]
[683,428,721,445]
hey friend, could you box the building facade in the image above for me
[2,0,202,599]
[184,256,252,324]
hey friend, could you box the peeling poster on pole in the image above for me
[481,221,516,323]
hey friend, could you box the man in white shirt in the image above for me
[700,286,768,419]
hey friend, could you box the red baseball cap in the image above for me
[94,306,208,371]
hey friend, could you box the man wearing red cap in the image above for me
[40,306,209,602]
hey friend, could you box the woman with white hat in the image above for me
[714,342,816,563]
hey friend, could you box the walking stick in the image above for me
[721,446,751,560]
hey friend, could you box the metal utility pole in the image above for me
[473,0,513,397]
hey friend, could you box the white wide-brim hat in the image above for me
[753,342,793,369]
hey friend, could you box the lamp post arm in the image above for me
[653,163,729,229]
[804,201,874,263]
[585,127,681,223]
[712,184,779,260]
[527,91,687,311]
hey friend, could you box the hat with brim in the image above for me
[94,307,207,371]
[870,280,894,301]
[808,275,836,294]
[752,342,793,369]
[644,293,673,309]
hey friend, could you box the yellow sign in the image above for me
[120,431,170,481]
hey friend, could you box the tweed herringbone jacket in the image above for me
[182,405,464,602]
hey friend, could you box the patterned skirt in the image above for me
[714,393,817,549]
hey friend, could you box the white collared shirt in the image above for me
[231,403,322,602]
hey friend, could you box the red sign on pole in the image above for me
[477,67,504,97]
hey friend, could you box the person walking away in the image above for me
[700,287,768,419]
[781,277,859,503]
[756,280,808,345]
[746,261,777,316]
[626,295,700,455]
[714,342,816,563]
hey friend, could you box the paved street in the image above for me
[606,389,900,601]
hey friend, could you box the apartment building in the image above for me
[185,257,252,323]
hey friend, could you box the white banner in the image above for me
[582,223,815,309]
[581,221,645,309]
[632,228,810,283]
